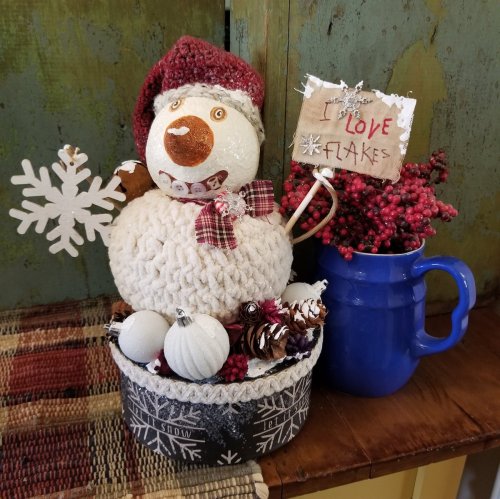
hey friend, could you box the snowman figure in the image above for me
[109,36,293,324]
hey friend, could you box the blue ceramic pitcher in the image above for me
[316,244,476,397]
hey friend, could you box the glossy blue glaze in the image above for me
[316,244,476,397]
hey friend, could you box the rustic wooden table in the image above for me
[259,304,500,498]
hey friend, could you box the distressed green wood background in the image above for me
[1,0,498,310]
[1,0,225,309]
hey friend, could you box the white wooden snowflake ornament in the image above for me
[9,145,126,257]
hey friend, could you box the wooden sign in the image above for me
[292,75,416,181]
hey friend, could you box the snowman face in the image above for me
[145,97,260,199]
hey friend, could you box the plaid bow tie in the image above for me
[195,180,275,250]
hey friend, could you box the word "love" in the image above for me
[344,114,392,140]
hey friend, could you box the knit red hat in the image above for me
[133,36,265,162]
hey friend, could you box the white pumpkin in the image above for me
[164,309,230,381]
[118,310,169,364]
[281,280,328,305]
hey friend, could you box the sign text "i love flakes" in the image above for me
[292,75,416,181]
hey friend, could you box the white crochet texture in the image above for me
[109,330,322,405]
[108,189,293,324]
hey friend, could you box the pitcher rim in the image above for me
[348,240,426,258]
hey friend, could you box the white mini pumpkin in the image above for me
[118,310,169,364]
[164,309,230,381]
[281,280,328,305]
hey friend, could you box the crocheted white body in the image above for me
[108,189,293,323]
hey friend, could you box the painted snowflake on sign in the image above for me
[9,145,125,257]
[329,81,373,120]
[253,375,311,454]
[299,134,322,156]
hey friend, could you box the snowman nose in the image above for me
[164,115,214,167]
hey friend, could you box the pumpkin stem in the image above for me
[312,279,328,296]
[175,308,193,327]
[103,321,123,338]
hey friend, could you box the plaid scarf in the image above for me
[195,180,275,250]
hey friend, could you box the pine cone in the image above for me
[239,322,289,360]
[239,301,263,324]
[286,299,327,334]
[286,306,308,334]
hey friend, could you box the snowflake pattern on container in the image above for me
[9,145,125,256]
[126,378,206,461]
[119,369,313,464]
[329,81,373,120]
[252,375,311,454]
[217,450,242,465]
[221,403,242,416]
[299,134,322,156]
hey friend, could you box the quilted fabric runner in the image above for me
[0,298,268,498]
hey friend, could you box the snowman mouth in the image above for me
[159,169,228,195]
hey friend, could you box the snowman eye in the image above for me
[210,107,227,121]
[169,99,184,111]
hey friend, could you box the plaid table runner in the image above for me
[0,298,268,498]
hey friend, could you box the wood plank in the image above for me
[328,376,483,478]
[283,0,500,307]
[422,309,500,434]
[336,307,500,477]
[258,457,282,499]
[260,385,372,497]
[1,0,226,311]
[260,305,500,497]
[230,0,290,193]
[292,457,465,499]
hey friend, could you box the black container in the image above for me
[110,333,322,465]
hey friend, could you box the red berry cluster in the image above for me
[218,354,249,382]
[280,150,458,260]
[259,299,286,324]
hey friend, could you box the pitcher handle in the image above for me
[410,256,476,358]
